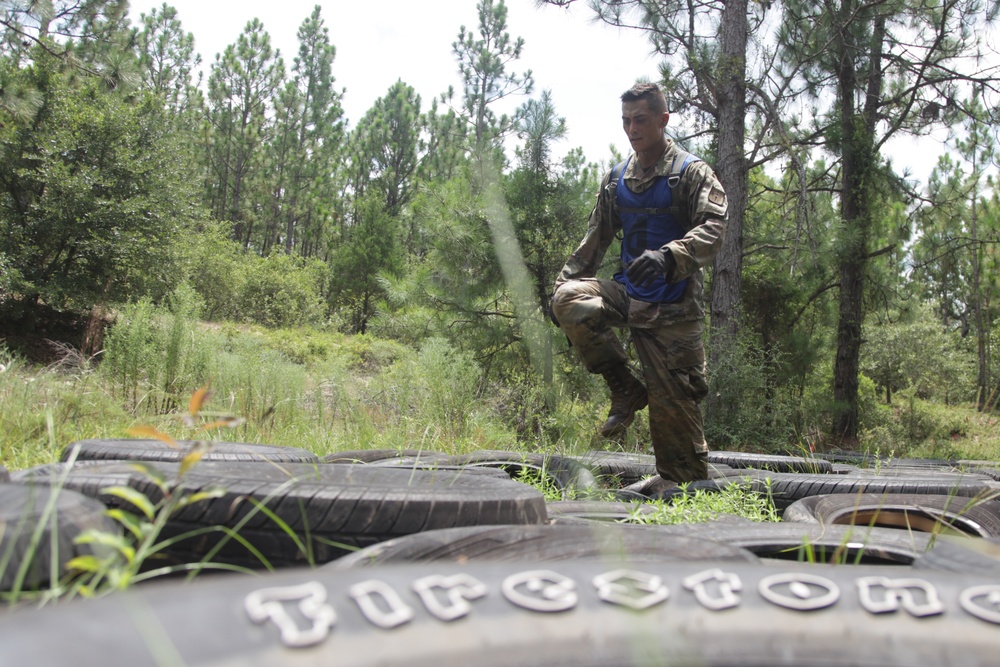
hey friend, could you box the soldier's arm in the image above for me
[554,170,619,290]
[663,161,728,281]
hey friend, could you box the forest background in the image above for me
[3,0,1000,470]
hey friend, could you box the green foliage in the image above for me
[236,253,327,328]
[211,342,307,428]
[860,307,975,405]
[704,333,797,451]
[263,5,346,257]
[203,18,284,240]
[512,466,564,502]
[186,226,327,328]
[0,70,196,310]
[184,220,246,321]
[453,0,534,150]
[378,337,484,438]
[627,483,780,525]
[328,192,403,333]
[100,292,214,414]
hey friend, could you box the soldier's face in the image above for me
[622,99,669,154]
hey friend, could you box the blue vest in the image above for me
[613,154,698,303]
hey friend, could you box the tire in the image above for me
[572,451,658,486]
[328,523,761,567]
[843,467,992,480]
[0,482,120,591]
[62,438,320,464]
[4,559,1000,666]
[0,465,8,483]
[913,535,1000,574]
[572,451,733,487]
[321,449,440,464]
[17,461,548,568]
[814,450,878,465]
[657,521,935,566]
[682,471,1000,510]
[435,452,602,499]
[706,451,833,474]
[545,500,660,523]
[782,494,1000,538]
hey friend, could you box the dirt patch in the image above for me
[0,302,89,365]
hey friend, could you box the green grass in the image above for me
[624,481,781,525]
[7,312,1000,604]
[5,315,1000,472]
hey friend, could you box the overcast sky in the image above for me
[127,0,661,167]
[126,0,950,183]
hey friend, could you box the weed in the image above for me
[513,465,566,502]
[625,481,780,525]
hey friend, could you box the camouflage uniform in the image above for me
[552,139,728,483]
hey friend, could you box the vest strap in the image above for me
[618,206,682,215]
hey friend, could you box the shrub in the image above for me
[704,336,796,451]
[236,254,327,328]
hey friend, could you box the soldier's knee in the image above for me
[552,281,600,322]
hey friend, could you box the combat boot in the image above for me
[599,364,648,438]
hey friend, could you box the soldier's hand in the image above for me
[626,249,676,286]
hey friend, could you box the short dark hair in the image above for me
[620,82,667,114]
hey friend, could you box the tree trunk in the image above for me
[831,7,882,447]
[708,0,748,345]
[833,256,864,444]
[970,180,989,410]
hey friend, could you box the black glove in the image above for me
[626,249,676,286]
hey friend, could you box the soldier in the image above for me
[550,82,728,486]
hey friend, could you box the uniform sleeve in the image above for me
[554,170,620,290]
[662,160,728,281]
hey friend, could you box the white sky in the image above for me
[126,0,950,184]
[127,0,658,167]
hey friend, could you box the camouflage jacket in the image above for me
[555,139,728,327]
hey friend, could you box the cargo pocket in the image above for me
[671,365,709,402]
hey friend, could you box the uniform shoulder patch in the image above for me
[708,187,726,207]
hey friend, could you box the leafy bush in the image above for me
[185,221,246,321]
[704,335,797,451]
[236,254,327,328]
[100,291,216,415]
[861,308,974,404]
[187,226,327,328]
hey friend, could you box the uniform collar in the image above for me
[623,138,678,186]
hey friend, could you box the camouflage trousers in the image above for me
[552,278,709,483]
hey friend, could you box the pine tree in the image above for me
[204,18,284,249]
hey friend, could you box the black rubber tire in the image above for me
[363,462,514,482]
[17,461,548,568]
[782,494,1000,538]
[429,452,602,499]
[544,500,661,523]
[61,438,320,464]
[4,559,1000,666]
[321,449,441,463]
[678,471,1000,510]
[0,482,120,591]
[842,467,993,480]
[656,521,935,566]
[572,451,658,486]
[814,450,879,465]
[706,451,833,474]
[571,451,735,487]
[913,535,1000,574]
[328,523,761,567]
